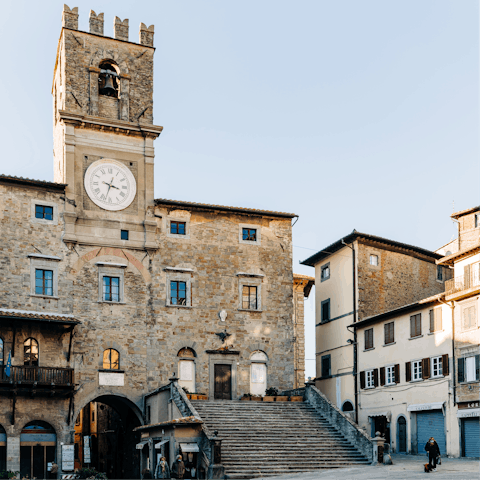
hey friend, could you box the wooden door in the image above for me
[214,364,232,400]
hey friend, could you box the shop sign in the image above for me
[458,402,480,410]
[407,402,444,412]
[457,408,480,418]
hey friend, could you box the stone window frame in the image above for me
[166,269,193,308]
[237,273,264,312]
[166,217,191,240]
[239,223,261,246]
[30,199,59,226]
[369,254,379,267]
[28,254,61,299]
[320,263,330,282]
[96,262,127,304]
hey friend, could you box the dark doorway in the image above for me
[398,417,407,453]
[214,364,232,400]
[74,396,141,479]
[373,416,390,444]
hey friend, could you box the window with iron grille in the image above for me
[410,314,422,338]
[171,221,186,235]
[35,205,53,220]
[242,285,258,310]
[35,269,53,296]
[364,328,374,350]
[242,228,257,242]
[171,281,187,305]
[103,276,120,302]
[384,322,394,345]
[429,308,442,333]
[103,348,120,369]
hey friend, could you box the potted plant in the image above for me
[264,387,278,402]
[241,393,252,401]
[276,393,289,402]
[250,394,262,401]
[194,393,208,400]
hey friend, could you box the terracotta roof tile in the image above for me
[0,174,66,191]
[0,308,79,325]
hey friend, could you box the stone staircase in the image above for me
[191,400,370,479]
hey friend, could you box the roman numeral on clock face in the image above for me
[108,168,113,174]
[120,192,126,197]
[100,194,106,200]
[94,188,100,194]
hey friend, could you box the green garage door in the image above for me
[416,411,446,455]
[463,418,480,457]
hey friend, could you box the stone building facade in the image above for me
[0,6,304,477]
[300,231,452,415]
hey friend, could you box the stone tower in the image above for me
[53,5,162,250]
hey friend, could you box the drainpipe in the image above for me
[439,298,456,405]
[342,239,358,424]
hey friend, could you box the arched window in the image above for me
[98,61,119,98]
[342,401,354,412]
[250,351,268,396]
[178,348,196,393]
[0,338,4,366]
[103,349,119,370]
[24,338,39,366]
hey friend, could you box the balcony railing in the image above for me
[445,262,480,296]
[0,365,74,385]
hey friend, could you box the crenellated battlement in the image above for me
[62,5,153,46]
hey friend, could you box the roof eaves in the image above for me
[451,206,480,219]
[154,198,297,219]
[0,174,66,192]
[436,243,480,265]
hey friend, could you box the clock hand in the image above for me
[105,177,114,197]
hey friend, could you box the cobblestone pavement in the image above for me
[252,454,480,480]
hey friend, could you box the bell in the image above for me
[101,74,116,96]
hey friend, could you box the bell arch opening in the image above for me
[74,395,142,479]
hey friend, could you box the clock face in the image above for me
[84,159,136,211]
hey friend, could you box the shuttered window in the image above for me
[384,322,394,345]
[430,308,442,333]
[463,305,477,330]
[366,369,375,388]
[410,314,422,338]
[364,328,374,350]
[461,356,480,383]
[412,360,422,380]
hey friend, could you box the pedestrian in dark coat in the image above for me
[425,437,440,470]
[171,454,186,479]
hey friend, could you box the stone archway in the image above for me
[74,395,142,479]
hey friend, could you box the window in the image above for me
[171,221,186,235]
[35,205,53,220]
[178,348,196,392]
[242,228,257,242]
[429,308,442,333]
[366,369,375,388]
[412,360,422,381]
[436,265,443,281]
[250,351,268,395]
[364,328,374,350]
[384,322,394,345]
[103,276,120,302]
[242,285,258,310]
[386,365,395,385]
[0,337,3,366]
[342,401,354,412]
[120,230,129,240]
[320,263,330,282]
[463,305,477,330]
[459,356,479,383]
[24,338,39,366]
[321,355,331,378]
[171,281,187,306]
[103,348,119,369]
[35,269,53,296]
[410,314,422,338]
[370,255,378,266]
[475,213,480,228]
[431,356,443,377]
[321,299,330,323]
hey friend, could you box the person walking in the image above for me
[155,456,171,479]
[425,437,440,471]
[171,454,185,479]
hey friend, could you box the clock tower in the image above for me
[53,5,162,250]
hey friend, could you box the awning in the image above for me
[155,439,169,448]
[368,412,388,418]
[407,402,444,412]
[180,443,199,453]
[457,408,480,418]
[136,440,149,450]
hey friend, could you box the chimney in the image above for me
[62,4,78,30]
[114,17,129,41]
[89,10,104,35]
[139,23,154,47]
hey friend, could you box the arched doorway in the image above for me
[250,351,268,396]
[74,395,142,479]
[397,416,407,453]
[0,424,6,472]
[178,347,196,393]
[342,401,354,412]
[20,421,56,479]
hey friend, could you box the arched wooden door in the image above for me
[398,416,407,453]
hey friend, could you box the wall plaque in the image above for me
[99,372,125,386]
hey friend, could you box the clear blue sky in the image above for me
[0,1,478,378]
